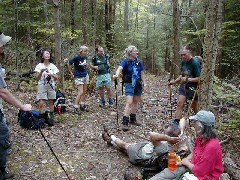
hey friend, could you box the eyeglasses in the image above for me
[180,54,186,56]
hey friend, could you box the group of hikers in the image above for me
[0,32,224,180]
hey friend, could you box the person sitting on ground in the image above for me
[149,110,224,180]
[102,118,188,166]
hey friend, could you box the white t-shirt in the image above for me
[34,63,59,87]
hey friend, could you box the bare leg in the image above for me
[80,84,88,103]
[48,99,54,112]
[98,87,104,99]
[105,86,112,99]
[115,138,131,151]
[124,96,134,116]
[175,95,187,119]
[75,84,83,105]
[38,99,46,114]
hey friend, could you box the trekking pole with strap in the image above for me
[30,112,71,180]
[114,79,119,127]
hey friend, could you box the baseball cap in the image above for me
[0,33,12,47]
[189,110,215,127]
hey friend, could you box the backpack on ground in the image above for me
[54,90,66,113]
[18,110,45,130]
[140,150,190,179]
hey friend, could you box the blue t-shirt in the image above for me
[120,58,144,79]
[181,57,201,87]
[69,54,88,78]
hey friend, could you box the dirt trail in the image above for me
[4,74,238,179]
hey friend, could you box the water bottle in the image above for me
[168,151,177,171]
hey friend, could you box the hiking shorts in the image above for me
[149,167,186,180]
[37,85,56,100]
[0,112,10,168]
[74,74,89,85]
[96,73,112,88]
[127,142,149,164]
[125,82,143,96]
[179,84,198,100]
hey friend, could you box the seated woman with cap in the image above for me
[149,110,224,180]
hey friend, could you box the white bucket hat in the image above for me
[0,33,12,47]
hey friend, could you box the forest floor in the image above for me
[4,74,240,180]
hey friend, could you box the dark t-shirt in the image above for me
[181,57,201,87]
[91,54,110,75]
[68,54,88,78]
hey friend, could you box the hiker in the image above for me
[68,45,89,112]
[113,45,147,131]
[0,32,32,180]
[149,110,224,180]
[34,48,59,125]
[91,46,113,106]
[169,46,201,125]
[102,117,188,166]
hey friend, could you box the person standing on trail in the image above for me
[35,49,59,125]
[113,45,147,131]
[68,45,89,112]
[0,32,32,180]
[169,46,201,125]
[149,110,224,180]
[91,46,113,107]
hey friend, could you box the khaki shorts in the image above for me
[37,85,56,100]
[149,167,186,180]
[74,74,89,85]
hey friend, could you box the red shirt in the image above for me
[192,137,224,180]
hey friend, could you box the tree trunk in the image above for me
[70,0,75,45]
[82,0,88,45]
[172,0,180,79]
[124,0,129,31]
[53,0,63,91]
[200,0,224,109]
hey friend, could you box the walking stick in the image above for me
[114,79,119,127]
[186,79,200,117]
[29,113,71,180]
[168,79,173,119]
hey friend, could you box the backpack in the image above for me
[92,54,110,74]
[140,150,190,179]
[18,110,45,130]
[54,90,66,114]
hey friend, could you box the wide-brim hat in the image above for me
[189,110,215,127]
[0,33,12,47]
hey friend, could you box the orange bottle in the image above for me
[168,151,177,171]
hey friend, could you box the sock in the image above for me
[74,105,79,109]
[80,102,85,105]
[111,140,117,146]
[110,135,117,142]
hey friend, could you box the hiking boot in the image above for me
[108,98,114,106]
[80,105,89,112]
[122,116,129,131]
[45,111,54,126]
[129,113,141,126]
[99,98,105,107]
[4,169,14,179]
[102,131,112,146]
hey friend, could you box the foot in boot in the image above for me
[129,114,141,126]
[45,112,54,126]
[80,105,89,112]
[102,132,112,146]
[99,98,106,107]
[122,116,129,131]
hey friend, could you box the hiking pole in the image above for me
[30,114,71,180]
[168,79,173,119]
[114,79,119,127]
[186,80,200,118]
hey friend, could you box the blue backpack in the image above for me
[18,110,45,130]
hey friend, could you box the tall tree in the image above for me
[172,0,180,79]
[124,0,129,31]
[53,0,63,90]
[200,0,224,109]
[82,0,88,44]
